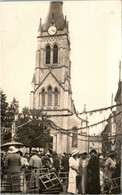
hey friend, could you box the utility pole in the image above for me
[11,121,16,141]
[83,104,89,153]
[87,116,90,153]
[11,114,18,141]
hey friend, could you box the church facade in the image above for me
[30,1,88,154]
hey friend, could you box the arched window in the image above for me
[53,44,58,64]
[41,89,45,106]
[54,88,58,106]
[48,86,52,106]
[72,127,78,147]
[46,45,51,64]
[39,93,41,106]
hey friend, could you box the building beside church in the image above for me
[101,111,116,157]
[30,1,88,154]
[89,135,102,153]
[101,63,122,160]
[114,80,122,160]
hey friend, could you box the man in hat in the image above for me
[67,149,79,194]
[61,152,69,173]
[29,149,42,169]
[104,150,117,180]
[61,152,69,183]
[86,149,100,194]
[78,152,89,194]
[29,149,42,189]
[104,150,118,193]
[4,146,22,192]
[52,151,60,174]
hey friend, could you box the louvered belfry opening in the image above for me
[46,45,51,64]
[53,44,58,64]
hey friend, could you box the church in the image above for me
[30,1,88,154]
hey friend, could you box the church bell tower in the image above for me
[30,1,86,154]
[30,1,73,113]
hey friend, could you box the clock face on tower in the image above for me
[48,26,57,35]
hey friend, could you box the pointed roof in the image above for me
[35,71,65,92]
[38,19,42,31]
[43,1,65,31]
[114,81,122,101]
[32,73,35,83]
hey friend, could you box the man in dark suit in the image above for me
[52,151,60,174]
[61,152,69,173]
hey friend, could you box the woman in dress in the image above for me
[67,149,79,194]
[98,154,105,193]
[86,149,100,194]
[78,152,89,194]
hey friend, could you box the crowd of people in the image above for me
[1,146,121,194]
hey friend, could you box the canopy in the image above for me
[1,141,24,150]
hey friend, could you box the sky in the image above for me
[0,0,121,134]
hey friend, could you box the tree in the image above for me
[10,97,19,114]
[22,106,30,117]
[15,112,52,150]
[5,97,19,127]
[0,89,8,124]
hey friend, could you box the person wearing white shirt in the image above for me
[67,149,79,194]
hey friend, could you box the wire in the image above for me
[79,104,122,115]
[3,111,121,137]
[45,111,122,132]
[25,104,122,118]
[8,117,122,145]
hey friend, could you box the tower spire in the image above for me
[38,18,42,36]
[43,1,65,31]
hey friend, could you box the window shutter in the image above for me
[53,44,58,64]
[46,45,51,64]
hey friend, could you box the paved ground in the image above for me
[59,184,68,194]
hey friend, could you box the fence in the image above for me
[1,169,121,194]
[1,168,63,194]
[103,177,121,194]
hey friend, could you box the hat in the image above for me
[31,149,38,154]
[89,149,97,154]
[52,151,57,156]
[108,150,117,157]
[17,150,23,156]
[46,152,50,156]
[99,155,104,160]
[8,146,18,154]
[98,153,102,157]
[81,152,88,156]
[71,149,79,156]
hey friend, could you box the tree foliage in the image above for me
[1,90,19,127]
[1,90,19,143]
[22,106,30,117]
[15,115,52,148]
[5,97,19,127]
[0,89,8,124]
[9,97,19,114]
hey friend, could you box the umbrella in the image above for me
[1,141,24,150]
